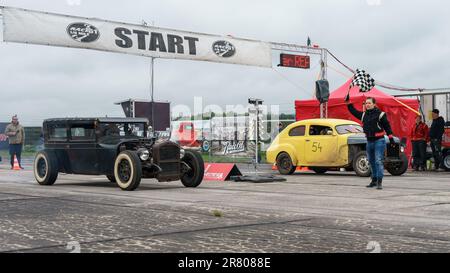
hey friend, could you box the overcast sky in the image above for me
[1,0,450,125]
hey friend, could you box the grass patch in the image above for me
[211,209,224,218]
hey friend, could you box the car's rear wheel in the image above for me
[311,167,328,174]
[106,175,116,183]
[353,151,371,177]
[276,152,296,175]
[114,151,142,191]
[34,150,58,186]
[180,150,204,187]
[386,153,409,176]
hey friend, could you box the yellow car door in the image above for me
[286,125,307,165]
[304,124,338,166]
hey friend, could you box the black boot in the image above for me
[377,178,383,190]
[367,178,377,188]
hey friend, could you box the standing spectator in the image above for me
[4,115,25,169]
[346,97,395,190]
[272,122,284,140]
[410,115,429,171]
[278,122,284,133]
[429,109,445,171]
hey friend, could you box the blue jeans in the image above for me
[367,138,385,180]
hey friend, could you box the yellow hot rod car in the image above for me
[266,119,408,177]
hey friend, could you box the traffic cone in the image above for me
[271,163,278,170]
[13,155,21,171]
[296,166,310,172]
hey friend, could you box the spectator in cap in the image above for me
[4,115,25,169]
[429,109,445,171]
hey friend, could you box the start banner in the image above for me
[1,7,272,68]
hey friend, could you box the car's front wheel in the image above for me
[114,151,142,191]
[353,151,371,177]
[386,153,409,176]
[443,152,450,171]
[276,152,296,175]
[34,150,58,186]
[180,150,204,187]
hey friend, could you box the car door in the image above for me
[304,124,338,166]
[67,123,99,174]
[46,121,70,173]
[286,125,306,164]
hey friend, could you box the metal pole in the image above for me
[150,57,155,135]
[447,93,450,122]
[322,49,328,80]
[209,118,212,162]
[393,90,450,97]
[320,49,328,119]
[255,104,259,173]
[150,57,154,102]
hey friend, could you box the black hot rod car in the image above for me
[33,118,204,191]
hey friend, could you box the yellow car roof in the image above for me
[289,119,360,127]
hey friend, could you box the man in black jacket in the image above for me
[429,109,445,171]
[346,97,395,190]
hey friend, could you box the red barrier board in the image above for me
[443,128,450,148]
[204,163,242,181]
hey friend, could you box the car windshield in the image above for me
[336,124,364,134]
[99,123,147,138]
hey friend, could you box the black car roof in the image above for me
[44,117,149,124]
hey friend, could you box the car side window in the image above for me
[309,125,333,136]
[48,124,67,141]
[289,126,306,137]
[70,125,95,141]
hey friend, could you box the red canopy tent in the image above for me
[295,79,420,156]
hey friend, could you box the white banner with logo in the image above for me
[1,7,272,67]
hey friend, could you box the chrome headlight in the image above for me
[180,148,186,159]
[138,149,150,161]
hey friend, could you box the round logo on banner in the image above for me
[67,23,100,43]
[212,41,236,57]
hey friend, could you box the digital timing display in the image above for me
[279,54,310,69]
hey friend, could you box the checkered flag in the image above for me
[349,69,376,93]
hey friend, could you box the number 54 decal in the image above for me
[312,142,322,152]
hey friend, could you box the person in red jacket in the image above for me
[410,115,429,171]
